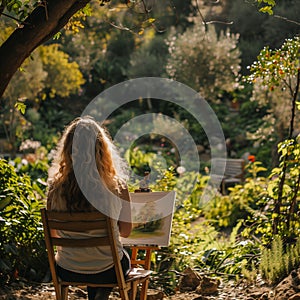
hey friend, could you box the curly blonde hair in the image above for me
[47,116,129,212]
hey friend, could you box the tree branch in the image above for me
[274,15,300,26]
[0,0,92,98]
[194,0,233,27]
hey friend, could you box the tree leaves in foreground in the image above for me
[0,159,46,284]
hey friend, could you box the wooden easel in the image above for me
[130,245,159,300]
[130,170,159,300]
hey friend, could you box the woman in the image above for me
[47,116,132,300]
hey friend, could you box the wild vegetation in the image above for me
[0,0,300,296]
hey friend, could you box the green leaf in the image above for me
[259,6,273,15]
[147,18,156,24]
[0,196,12,210]
[53,32,62,40]
[82,4,92,16]
[14,101,26,114]
[267,182,277,197]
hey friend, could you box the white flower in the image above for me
[9,160,15,167]
[176,166,186,175]
[21,159,28,165]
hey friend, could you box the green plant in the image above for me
[176,172,209,209]
[260,236,300,285]
[204,161,268,229]
[126,148,168,187]
[199,242,260,280]
[0,159,47,284]
[266,138,300,239]
[246,37,300,238]
[203,194,243,228]
[241,147,300,245]
[150,199,206,293]
[151,167,177,192]
[13,154,49,197]
[236,153,300,244]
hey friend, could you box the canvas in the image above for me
[121,191,176,247]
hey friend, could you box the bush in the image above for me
[204,161,268,229]
[0,159,47,284]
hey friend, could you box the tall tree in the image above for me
[0,0,108,98]
[0,0,198,99]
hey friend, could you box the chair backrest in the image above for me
[224,158,245,180]
[40,208,126,290]
[211,158,245,180]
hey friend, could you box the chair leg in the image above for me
[54,284,61,300]
[129,282,138,300]
[221,180,225,195]
[139,280,149,300]
[119,288,130,300]
[61,285,69,300]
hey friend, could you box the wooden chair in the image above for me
[40,208,152,300]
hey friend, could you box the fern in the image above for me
[259,236,300,284]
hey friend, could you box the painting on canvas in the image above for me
[121,191,176,247]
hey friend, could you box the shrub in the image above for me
[166,23,241,100]
[0,159,47,284]
[204,161,268,229]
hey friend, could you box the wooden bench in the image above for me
[210,158,245,194]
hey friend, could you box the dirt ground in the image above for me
[2,268,300,300]
[0,278,287,300]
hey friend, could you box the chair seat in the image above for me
[58,268,152,286]
[58,280,119,288]
[223,178,242,183]
[127,268,153,280]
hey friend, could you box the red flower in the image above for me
[248,155,256,163]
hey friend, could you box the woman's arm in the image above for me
[118,186,132,238]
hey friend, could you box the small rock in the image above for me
[274,272,300,300]
[196,276,220,295]
[178,268,201,292]
[291,271,300,290]
[288,294,300,300]
[259,293,269,300]
[146,289,165,300]
[248,288,270,299]
[73,287,87,297]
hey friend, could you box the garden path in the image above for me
[2,270,300,300]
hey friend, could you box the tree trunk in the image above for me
[0,0,91,98]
